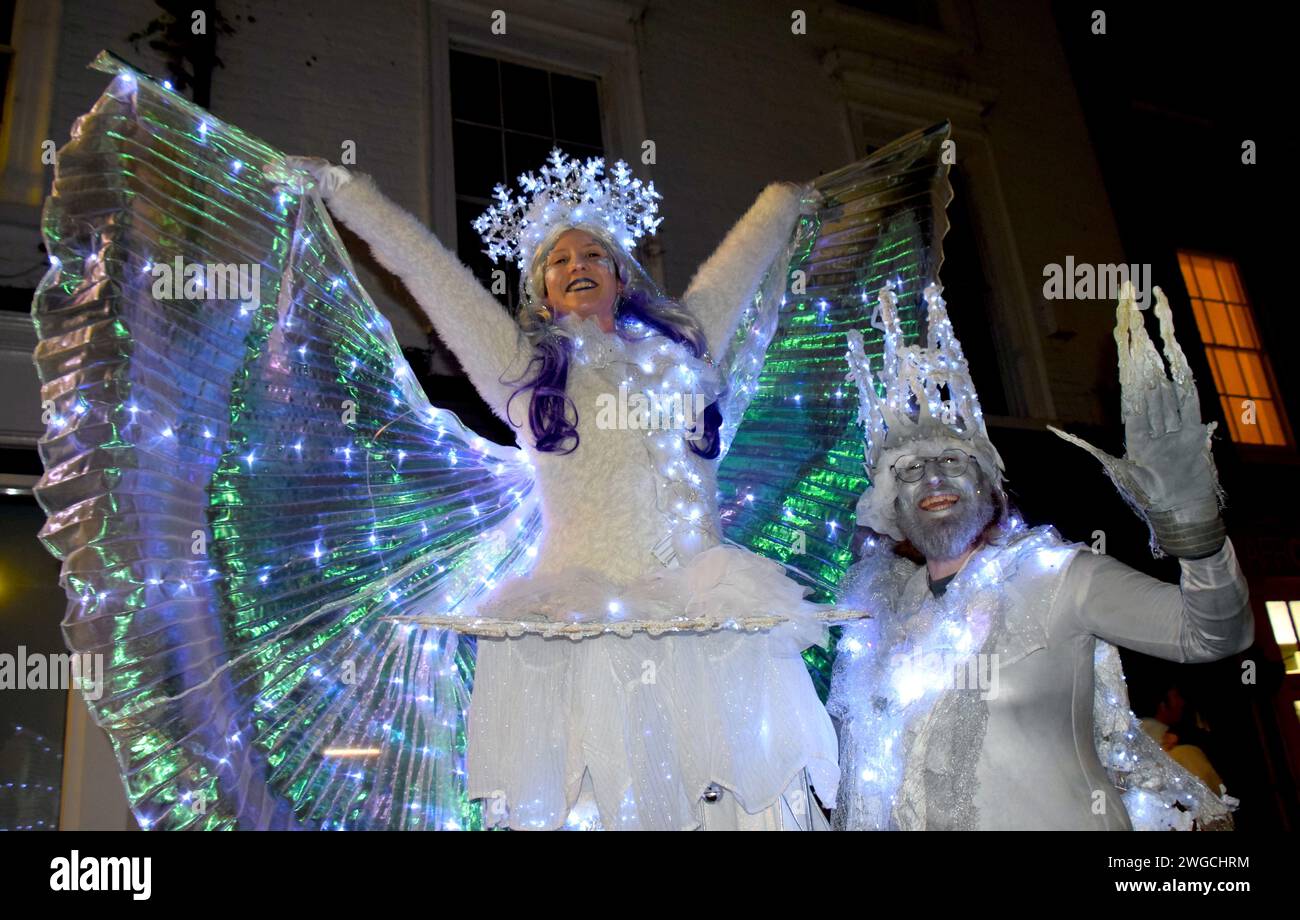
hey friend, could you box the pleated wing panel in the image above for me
[31,52,539,830]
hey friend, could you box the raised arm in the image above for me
[682,182,808,359]
[1055,544,1252,662]
[308,166,528,424]
[1046,280,1252,660]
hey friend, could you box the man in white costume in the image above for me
[829,279,1252,830]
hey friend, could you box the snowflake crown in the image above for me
[471,148,663,271]
[845,280,991,472]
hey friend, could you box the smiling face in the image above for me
[893,448,996,563]
[540,228,623,329]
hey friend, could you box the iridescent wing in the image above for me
[31,52,539,830]
[716,123,952,692]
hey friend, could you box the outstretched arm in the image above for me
[683,182,810,360]
[1055,545,1252,663]
[297,163,528,425]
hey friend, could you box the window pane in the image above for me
[1217,259,1244,303]
[1268,600,1299,644]
[1236,350,1271,398]
[1256,399,1285,446]
[1210,348,1246,396]
[1192,256,1222,301]
[504,130,555,182]
[551,72,602,146]
[1229,304,1258,348]
[1204,300,1236,345]
[456,199,491,274]
[1267,600,1299,645]
[453,121,504,196]
[449,50,500,127]
[1236,400,1262,443]
[565,142,604,164]
[500,61,552,136]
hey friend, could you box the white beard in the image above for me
[897,487,995,563]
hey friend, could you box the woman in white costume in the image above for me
[291,150,839,830]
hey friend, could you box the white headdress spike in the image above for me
[845,280,992,473]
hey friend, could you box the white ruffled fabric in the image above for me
[466,550,840,830]
[463,543,829,647]
[465,544,839,829]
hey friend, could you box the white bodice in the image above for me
[518,315,726,583]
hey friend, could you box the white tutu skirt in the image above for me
[464,544,841,829]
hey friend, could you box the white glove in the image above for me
[283,156,353,197]
[1049,282,1225,557]
[776,180,823,216]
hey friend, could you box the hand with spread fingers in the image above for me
[1049,281,1225,558]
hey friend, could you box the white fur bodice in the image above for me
[519,314,724,582]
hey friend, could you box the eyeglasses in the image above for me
[891,449,973,483]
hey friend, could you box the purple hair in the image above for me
[502,287,723,458]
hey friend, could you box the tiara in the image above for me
[471,148,663,271]
[845,280,989,471]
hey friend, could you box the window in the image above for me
[448,49,604,314]
[1265,600,1300,676]
[1177,252,1290,446]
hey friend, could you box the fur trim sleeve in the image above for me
[682,182,802,359]
[322,173,527,426]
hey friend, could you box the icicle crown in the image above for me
[846,279,995,472]
[472,148,664,271]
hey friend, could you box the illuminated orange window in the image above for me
[1177,252,1291,446]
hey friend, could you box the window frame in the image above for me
[425,1,657,283]
[1176,247,1294,451]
